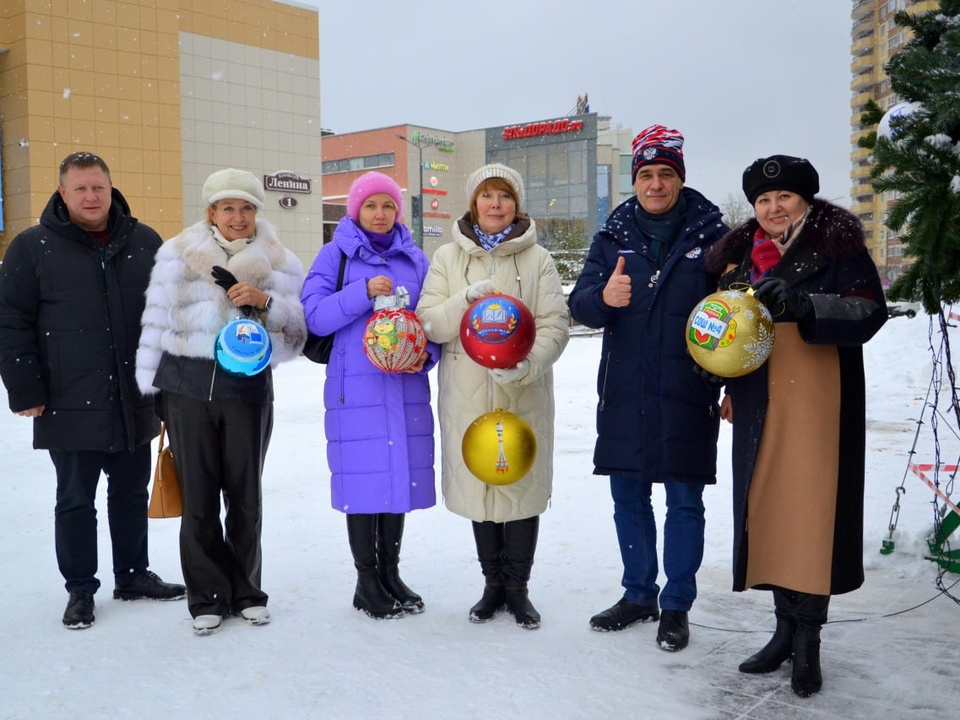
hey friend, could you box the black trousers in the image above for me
[164,393,273,618]
[49,444,152,594]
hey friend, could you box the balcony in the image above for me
[851,73,877,93]
[851,55,875,74]
[852,35,875,55]
[852,0,874,22]
[852,17,874,38]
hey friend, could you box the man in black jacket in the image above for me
[0,152,185,629]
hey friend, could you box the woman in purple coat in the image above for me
[301,172,439,619]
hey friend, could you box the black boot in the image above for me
[739,589,797,673]
[791,593,829,697]
[503,516,541,630]
[376,513,424,614]
[469,521,506,623]
[346,514,403,619]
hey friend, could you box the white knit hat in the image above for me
[465,163,525,209]
[201,168,265,209]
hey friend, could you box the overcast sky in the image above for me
[304,0,855,210]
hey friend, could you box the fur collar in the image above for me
[705,199,866,277]
[171,219,292,287]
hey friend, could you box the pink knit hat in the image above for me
[346,172,404,223]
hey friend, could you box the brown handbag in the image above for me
[148,422,182,518]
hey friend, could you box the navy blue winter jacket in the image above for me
[568,187,728,482]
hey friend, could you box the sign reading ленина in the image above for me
[264,171,311,194]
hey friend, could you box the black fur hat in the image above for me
[742,155,819,205]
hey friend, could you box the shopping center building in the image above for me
[321,114,636,276]
[0,0,322,269]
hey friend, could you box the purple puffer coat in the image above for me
[301,217,439,514]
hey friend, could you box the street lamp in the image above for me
[396,134,424,248]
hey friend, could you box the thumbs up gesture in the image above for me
[602,255,632,308]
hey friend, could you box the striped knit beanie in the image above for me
[631,125,686,183]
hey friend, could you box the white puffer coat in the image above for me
[136,218,306,395]
[417,216,569,522]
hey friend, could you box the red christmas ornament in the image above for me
[363,288,428,373]
[459,293,535,369]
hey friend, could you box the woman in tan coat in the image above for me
[706,155,886,696]
[417,163,569,629]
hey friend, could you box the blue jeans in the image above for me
[610,475,706,612]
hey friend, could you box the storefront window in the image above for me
[568,140,587,185]
[527,150,547,188]
[548,144,569,186]
[322,152,394,174]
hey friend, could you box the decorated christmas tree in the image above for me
[862,2,960,599]
[859,0,960,312]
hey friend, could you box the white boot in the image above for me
[240,606,271,626]
[192,614,223,636]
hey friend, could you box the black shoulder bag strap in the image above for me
[334,250,346,291]
[302,250,347,363]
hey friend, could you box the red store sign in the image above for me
[502,118,584,141]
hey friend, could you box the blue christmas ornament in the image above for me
[214,317,272,376]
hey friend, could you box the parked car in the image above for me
[887,302,920,319]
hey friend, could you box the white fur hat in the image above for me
[465,163,525,209]
[201,168,265,209]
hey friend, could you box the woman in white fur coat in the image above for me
[135,169,306,636]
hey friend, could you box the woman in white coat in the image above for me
[417,164,569,629]
[136,169,306,635]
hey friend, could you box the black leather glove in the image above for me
[751,277,814,321]
[153,392,165,422]
[211,265,239,292]
[692,363,725,387]
[211,265,255,317]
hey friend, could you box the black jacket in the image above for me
[568,188,728,482]
[0,188,162,451]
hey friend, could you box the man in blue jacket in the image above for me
[568,126,727,651]
[0,152,185,629]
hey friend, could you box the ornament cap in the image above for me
[373,286,410,311]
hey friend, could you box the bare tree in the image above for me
[719,193,752,229]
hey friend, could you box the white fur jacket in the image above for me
[136,218,307,394]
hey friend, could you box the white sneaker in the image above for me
[192,614,223,636]
[240,606,271,626]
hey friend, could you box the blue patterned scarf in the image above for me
[474,223,514,252]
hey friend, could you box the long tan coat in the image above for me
[706,200,887,595]
[417,217,569,522]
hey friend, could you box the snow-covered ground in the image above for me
[1,313,958,720]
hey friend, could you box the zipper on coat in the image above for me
[208,363,217,401]
[598,350,612,411]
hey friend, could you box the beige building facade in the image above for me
[0,0,322,270]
